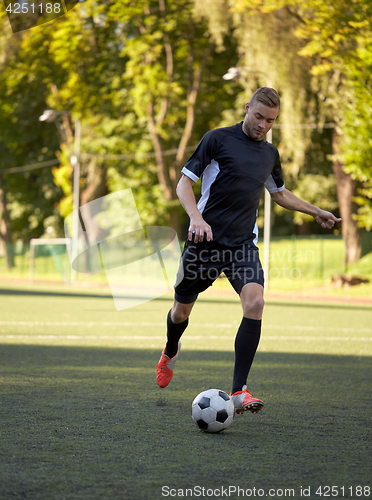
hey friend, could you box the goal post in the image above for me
[29,238,72,284]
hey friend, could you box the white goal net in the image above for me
[29,238,71,283]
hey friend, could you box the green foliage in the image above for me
[0,15,64,240]
[295,0,372,230]
[210,1,318,179]
[3,0,370,244]
[339,79,372,230]
[217,0,371,232]
[1,0,240,240]
[52,144,73,220]
[101,0,240,233]
[106,164,169,228]
[199,0,340,234]
[289,175,337,226]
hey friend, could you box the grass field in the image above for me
[0,281,371,500]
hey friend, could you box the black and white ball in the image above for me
[191,389,234,433]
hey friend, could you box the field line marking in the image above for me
[0,334,371,342]
[0,321,371,335]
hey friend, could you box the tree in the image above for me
[0,11,64,266]
[0,173,14,267]
[197,0,340,237]
[1,0,240,247]
[292,0,372,263]
[205,0,371,263]
[106,0,239,234]
[0,2,126,249]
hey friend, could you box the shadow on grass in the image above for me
[0,343,370,367]
[0,345,371,500]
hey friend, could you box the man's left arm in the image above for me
[270,188,342,229]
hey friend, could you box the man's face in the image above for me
[243,101,279,141]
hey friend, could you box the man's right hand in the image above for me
[188,215,213,243]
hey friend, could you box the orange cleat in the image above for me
[156,342,181,388]
[230,385,264,414]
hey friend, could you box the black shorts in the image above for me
[174,239,264,304]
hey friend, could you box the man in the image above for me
[156,87,341,414]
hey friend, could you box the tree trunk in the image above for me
[0,174,15,268]
[332,130,361,267]
[168,205,183,239]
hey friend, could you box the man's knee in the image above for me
[171,301,194,323]
[242,295,264,318]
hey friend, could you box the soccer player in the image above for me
[156,87,341,414]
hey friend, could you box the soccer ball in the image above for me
[191,389,235,433]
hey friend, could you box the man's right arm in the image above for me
[176,175,213,243]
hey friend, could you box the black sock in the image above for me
[165,309,188,359]
[232,317,261,394]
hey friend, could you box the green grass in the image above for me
[256,236,371,293]
[0,282,371,499]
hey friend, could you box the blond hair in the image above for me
[250,87,280,110]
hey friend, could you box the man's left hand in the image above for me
[314,211,342,229]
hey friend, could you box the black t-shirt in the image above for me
[181,122,285,247]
